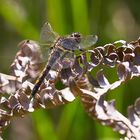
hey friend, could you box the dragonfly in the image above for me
[31,22,98,97]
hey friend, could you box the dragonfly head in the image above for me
[70,32,81,43]
[71,32,81,38]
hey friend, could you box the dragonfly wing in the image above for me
[39,22,59,62]
[40,22,59,45]
[79,35,98,49]
[41,46,52,63]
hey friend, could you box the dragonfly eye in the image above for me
[71,32,81,43]
[71,32,81,38]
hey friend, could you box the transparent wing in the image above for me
[79,35,98,49]
[40,22,59,45]
[39,22,59,62]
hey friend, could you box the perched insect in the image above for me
[31,22,98,97]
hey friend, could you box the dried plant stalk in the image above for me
[1,38,140,139]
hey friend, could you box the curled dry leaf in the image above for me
[11,40,43,80]
[1,37,140,139]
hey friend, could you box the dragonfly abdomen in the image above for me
[31,47,63,97]
[31,65,51,97]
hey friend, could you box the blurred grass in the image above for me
[32,110,58,140]
[0,0,140,140]
[71,0,89,34]
[0,0,39,39]
[46,0,67,34]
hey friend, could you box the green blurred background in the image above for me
[0,0,140,139]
